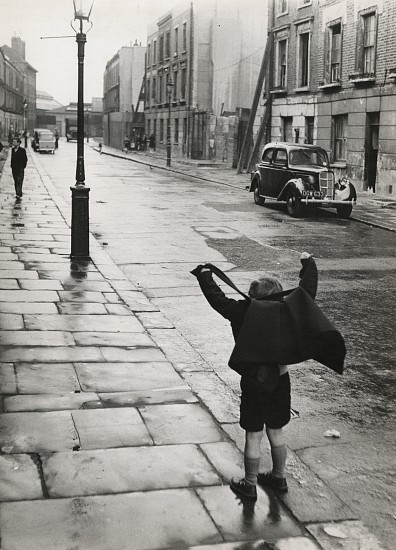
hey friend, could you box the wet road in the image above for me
[34,140,396,548]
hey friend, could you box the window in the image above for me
[324,23,342,84]
[146,79,150,106]
[276,0,288,16]
[152,77,156,101]
[165,31,170,58]
[333,115,347,161]
[262,148,274,163]
[160,119,164,141]
[153,41,157,64]
[173,71,178,100]
[298,32,310,87]
[363,13,375,73]
[274,149,287,165]
[159,35,164,62]
[174,119,179,143]
[182,22,187,50]
[183,118,187,144]
[275,39,288,88]
[159,75,163,103]
[305,116,314,144]
[281,117,293,142]
[355,11,377,76]
[147,43,151,66]
[147,120,151,136]
[181,67,187,99]
[174,27,179,55]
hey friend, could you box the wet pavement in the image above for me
[0,146,390,549]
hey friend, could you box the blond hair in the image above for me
[248,277,283,299]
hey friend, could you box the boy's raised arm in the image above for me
[298,252,318,299]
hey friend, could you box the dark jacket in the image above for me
[196,258,345,375]
[11,146,27,171]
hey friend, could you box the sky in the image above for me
[0,0,182,105]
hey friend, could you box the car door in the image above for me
[270,148,289,197]
[258,147,274,196]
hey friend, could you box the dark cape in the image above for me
[229,286,346,375]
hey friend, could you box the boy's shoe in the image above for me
[230,478,257,500]
[257,472,288,493]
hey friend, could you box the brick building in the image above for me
[144,0,267,163]
[103,41,146,149]
[267,0,396,197]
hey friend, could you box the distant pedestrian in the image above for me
[148,134,155,153]
[123,135,130,153]
[8,129,14,146]
[23,129,28,148]
[136,135,141,151]
[11,137,27,199]
[98,142,103,154]
[142,134,147,151]
[191,253,345,501]
[54,128,60,149]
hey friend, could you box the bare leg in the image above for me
[266,427,287,478]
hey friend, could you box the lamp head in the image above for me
[73,0,93,22]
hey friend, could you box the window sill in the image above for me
[348,73,376,85]
[293,86,310,93]
[270,88,287,95]
[319,82,342,91]
[330,162,347,169]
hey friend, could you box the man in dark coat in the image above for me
[11,137,28,199]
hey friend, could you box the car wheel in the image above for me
[286,190,303,217]
[336,204,352,218]
[253,185,265,206]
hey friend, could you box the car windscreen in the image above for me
[289,148,328,167]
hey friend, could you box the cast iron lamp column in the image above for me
[70,1,93,260]
[166,77,174,167]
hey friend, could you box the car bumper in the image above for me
[302,198,356,207]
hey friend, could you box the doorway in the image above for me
[365,112,379,192]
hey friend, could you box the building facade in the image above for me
[103,41,146,149]
[49,98,103,139]
[267,0,396,197]
[0,37,37,140]
[144,0,267,163]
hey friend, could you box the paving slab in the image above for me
[0,363,17,394]
[99,346,166,362]
[0,411,79,453]
[136,311,175,329]
[0,345,104,363]
[0,330,75,346]
[11,362,80,394]
[100,387,197,407]
[139,403,224,445]
[0,269,39,279]
[196,485,303,543]
[61,280,114,292]
[0,279,20,289]
[200,442,245,482]
[42,444,221,497]
[104,303,132,315]
[0,302,58,314]
[3,392,100,412]
[0,453,44,501]
[0,313,24,329]
[18,279,63,290]
[306,520,386,550]
[75,361,183,392]
[73,331,156,347]
[0,261,25,270]
[57,302,108,314]
[116,290,159,311]
[0,290,58,302]
[71,408,153,449]
[58,291,108,303]
[0,489,223,550]
[189,538,321,549]
[24,313,144,332]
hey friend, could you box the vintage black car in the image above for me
[250,142,356,218]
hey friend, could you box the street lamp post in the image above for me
[70,0,93,260]
[166,77,174,167]
[23,99,28,147]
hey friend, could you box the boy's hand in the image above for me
[300,252,313,261]
[191,264,211,276]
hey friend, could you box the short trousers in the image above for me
[239,372,291,432]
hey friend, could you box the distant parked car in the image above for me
[250,142,357,218]
[66,126,78,141]
[31,129,55,154]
